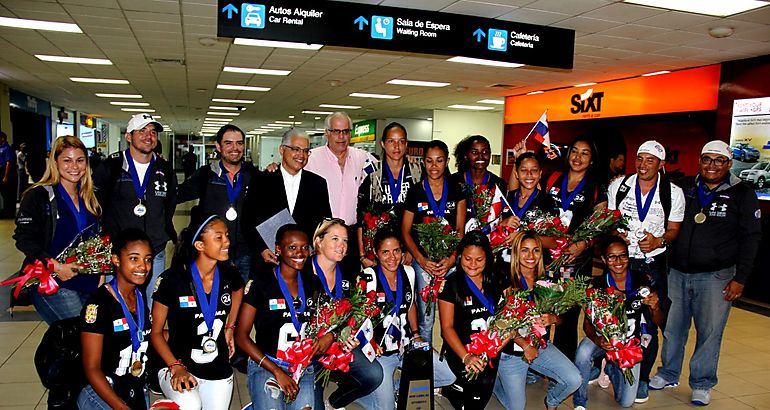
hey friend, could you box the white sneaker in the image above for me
[574,406,587,410]
[649,374,679,390]
[692,389,711,406]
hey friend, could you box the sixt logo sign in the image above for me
[570,89,604,114]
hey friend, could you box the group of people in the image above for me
[11,110,762,410]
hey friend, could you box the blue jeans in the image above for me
[77,384,149,410]
[231,253,252,283]
[247,358,315,410]
[316,347,384,408]
[574,337,640,408]
[355,351,456,410]
[412,261,454,345]
[494,343,581,410]
[145,250,166,307]
[656,267,734,390]
[32,286,90,325]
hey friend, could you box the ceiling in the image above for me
[1,0,770,136]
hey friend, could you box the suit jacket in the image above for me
[243,168,332,253]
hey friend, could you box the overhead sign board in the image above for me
[217,0,575,69]
[352,119,376,143]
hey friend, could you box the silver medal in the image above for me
[225,207,237,221]
[634,229,647,240]
[638,286,651,298]
[202,337,217,353]
[133,203,147,217]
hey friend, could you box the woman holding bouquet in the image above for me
[78,229,153,410]
[14,136,101,325]
[573,237,663,409]
[310,218,384,409]
[438,231,504,409]
[402,140,466,343]
[493,232,581,410]
[150,214,244,410]
[236,224,327,409]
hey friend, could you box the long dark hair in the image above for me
[454,135,490,174]
[562,136,600,178]
[455,231,500,297]
[172,208,224,270]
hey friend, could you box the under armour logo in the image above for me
[710,203,727,212]
[142,114,153,120]
[154,181,167,191]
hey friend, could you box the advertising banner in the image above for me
[730,97,770,200]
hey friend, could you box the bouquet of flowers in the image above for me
[419,276,446,316]
[415,216,459,316]
[520,209,569,237]
[471,183,495,222]
[361,205,396,261]
[547,208,627,273]
[533,277,591,316]
[584,287,643,384]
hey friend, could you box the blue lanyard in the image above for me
[560,175,587,212]
[464,273,494,315]
[312,256,343,300]
[376,265,403,317]
[519,276,534,301]
[697,178,725,209]
[384,163,404,204]
[219,162,243,206]
[512,189,538,219]
[275,266,306,333]
[423,177,449,219]
[606,271,636,298]
[124,150,155,202]
[109,278,145,352]
[634,177,658,223]
[56,183,87,232]
[190,262,220,336]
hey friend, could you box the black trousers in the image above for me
[442,352,499,410]
[631,253,669,384]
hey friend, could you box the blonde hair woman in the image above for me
[14,136,102,324]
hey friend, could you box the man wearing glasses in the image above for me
[244,128,331,265]
[650,140,761,406]
[607,140,685,403]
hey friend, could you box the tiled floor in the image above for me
[2,212,770,409]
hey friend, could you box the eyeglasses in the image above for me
[605,253,629,262]
[327,128,352,136]
[700,156,729,166]
[282,144,311,155]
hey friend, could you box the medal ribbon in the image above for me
[423,177,449,219]
[125,150,156,203]
[512,189,539,219]
[375,265,403,317]
[56,183,87,232]
[634,178,658,223]
[697,178,725,209]
[384,163,404,204]
[607,270,637,298]
[220,162,243,207]
[191,262,220,336]
[519,276,534,301]
[312,256,343,300]
[559,175,587,212]
[464,273,494,315]
[109,278,145,352]
[275,266,306,333]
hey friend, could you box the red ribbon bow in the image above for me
[465,330,502,366]
[0,259,59,298]
[605,338,643,369]
[488,225,515,248]
[319,342,355,373]
[548,237,570,260]
[420,277,444,303]
[277,338,314,375]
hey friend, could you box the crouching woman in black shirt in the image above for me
[78,229,154,410]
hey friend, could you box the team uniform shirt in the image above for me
[608,174,685,259]
[357,161,421,228]
[546,173,606,233]
[81,285,151,410]
[306,256,354,300]
[360,265,415,356]
[591,271,652,341]
[404,179,465,257]
[503,188,557,222]
[153,263,244,380]
[243,268,321,358]
[452,171,507,220]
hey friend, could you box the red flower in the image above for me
[442,225,452,235]
[335,299,353,315]
[613,209,622,219]
[101,236,110,245]
[64,256,77,264]
[366,290,377,304]
[358,279,368,291]
[347,316,357,328]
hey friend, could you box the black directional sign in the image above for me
[217,0,575,69]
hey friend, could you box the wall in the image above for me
[0,83,10,140]
[432,109,504,176]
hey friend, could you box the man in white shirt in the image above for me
[607,140,685,402]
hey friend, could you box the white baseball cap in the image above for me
[637,140,666,161]
[126,113,163,133]
[701,140,731,158]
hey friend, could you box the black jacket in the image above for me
[670,174,762,284]
[176,160,257,258]
[14,185,58,265]
[93,151,177,253]
[242,168,332,253]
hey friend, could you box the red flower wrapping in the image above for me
[319,342,355,373]
[0,259,59,298]
[488,225,515,248]
[465,330,502,366]
[276,338,314,375]
[420,277,444,302]
[606,338,643,370]
[548,237,570,260]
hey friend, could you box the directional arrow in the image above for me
[473,28,486,42]
[222,3,238,19]
[354,16,369,30]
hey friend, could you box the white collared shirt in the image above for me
[280,165,303,214]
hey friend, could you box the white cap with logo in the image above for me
[126,113,163,133]
[637,140,666,161]
[701,140,731,158]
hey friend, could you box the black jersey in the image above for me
[306,255,354,300]
[360,265,415,355]
[81,285,151,409]
[546,173,606,233]
[153,263,244,380]
[592,270,652,340]
[242,267,321,358]
[438,271,504,351]
[452,170,507,219]
[503,188,558,222]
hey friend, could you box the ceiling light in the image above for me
[267,124,289,127]
[527,91,544,95]
[110,101,149,106]
[574,82,597,87]
[641,70,671,77]
[233,38,323,50]
[319,104,361,110]
[204,118,230,122]
[288,115,295,119]
[623,0,768,17]
[448,104,495,110]
[151,116,161,119]
[387,79,450,87]
[709,26,735,38]
[71,77,129,84]
[96,93,142,98]
[302,110,333,115]
[122,108,155,112]
[223,66,291,76]
[275,121,301,125]
[212,98,255,104]
[35,55,111,65]
[350,92,401,99]
[427,118,433,121]
[315,116,321,120]
[477,99,505,105]
[208,106,239,110]
[207,112,240,116]
[0,16,82,33]
[217,84,270,92]
[447,56,525,68]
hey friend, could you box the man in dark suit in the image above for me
[243,129,332,265]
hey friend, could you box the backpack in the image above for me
[613,172,673,229]
[34,317,86,394]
